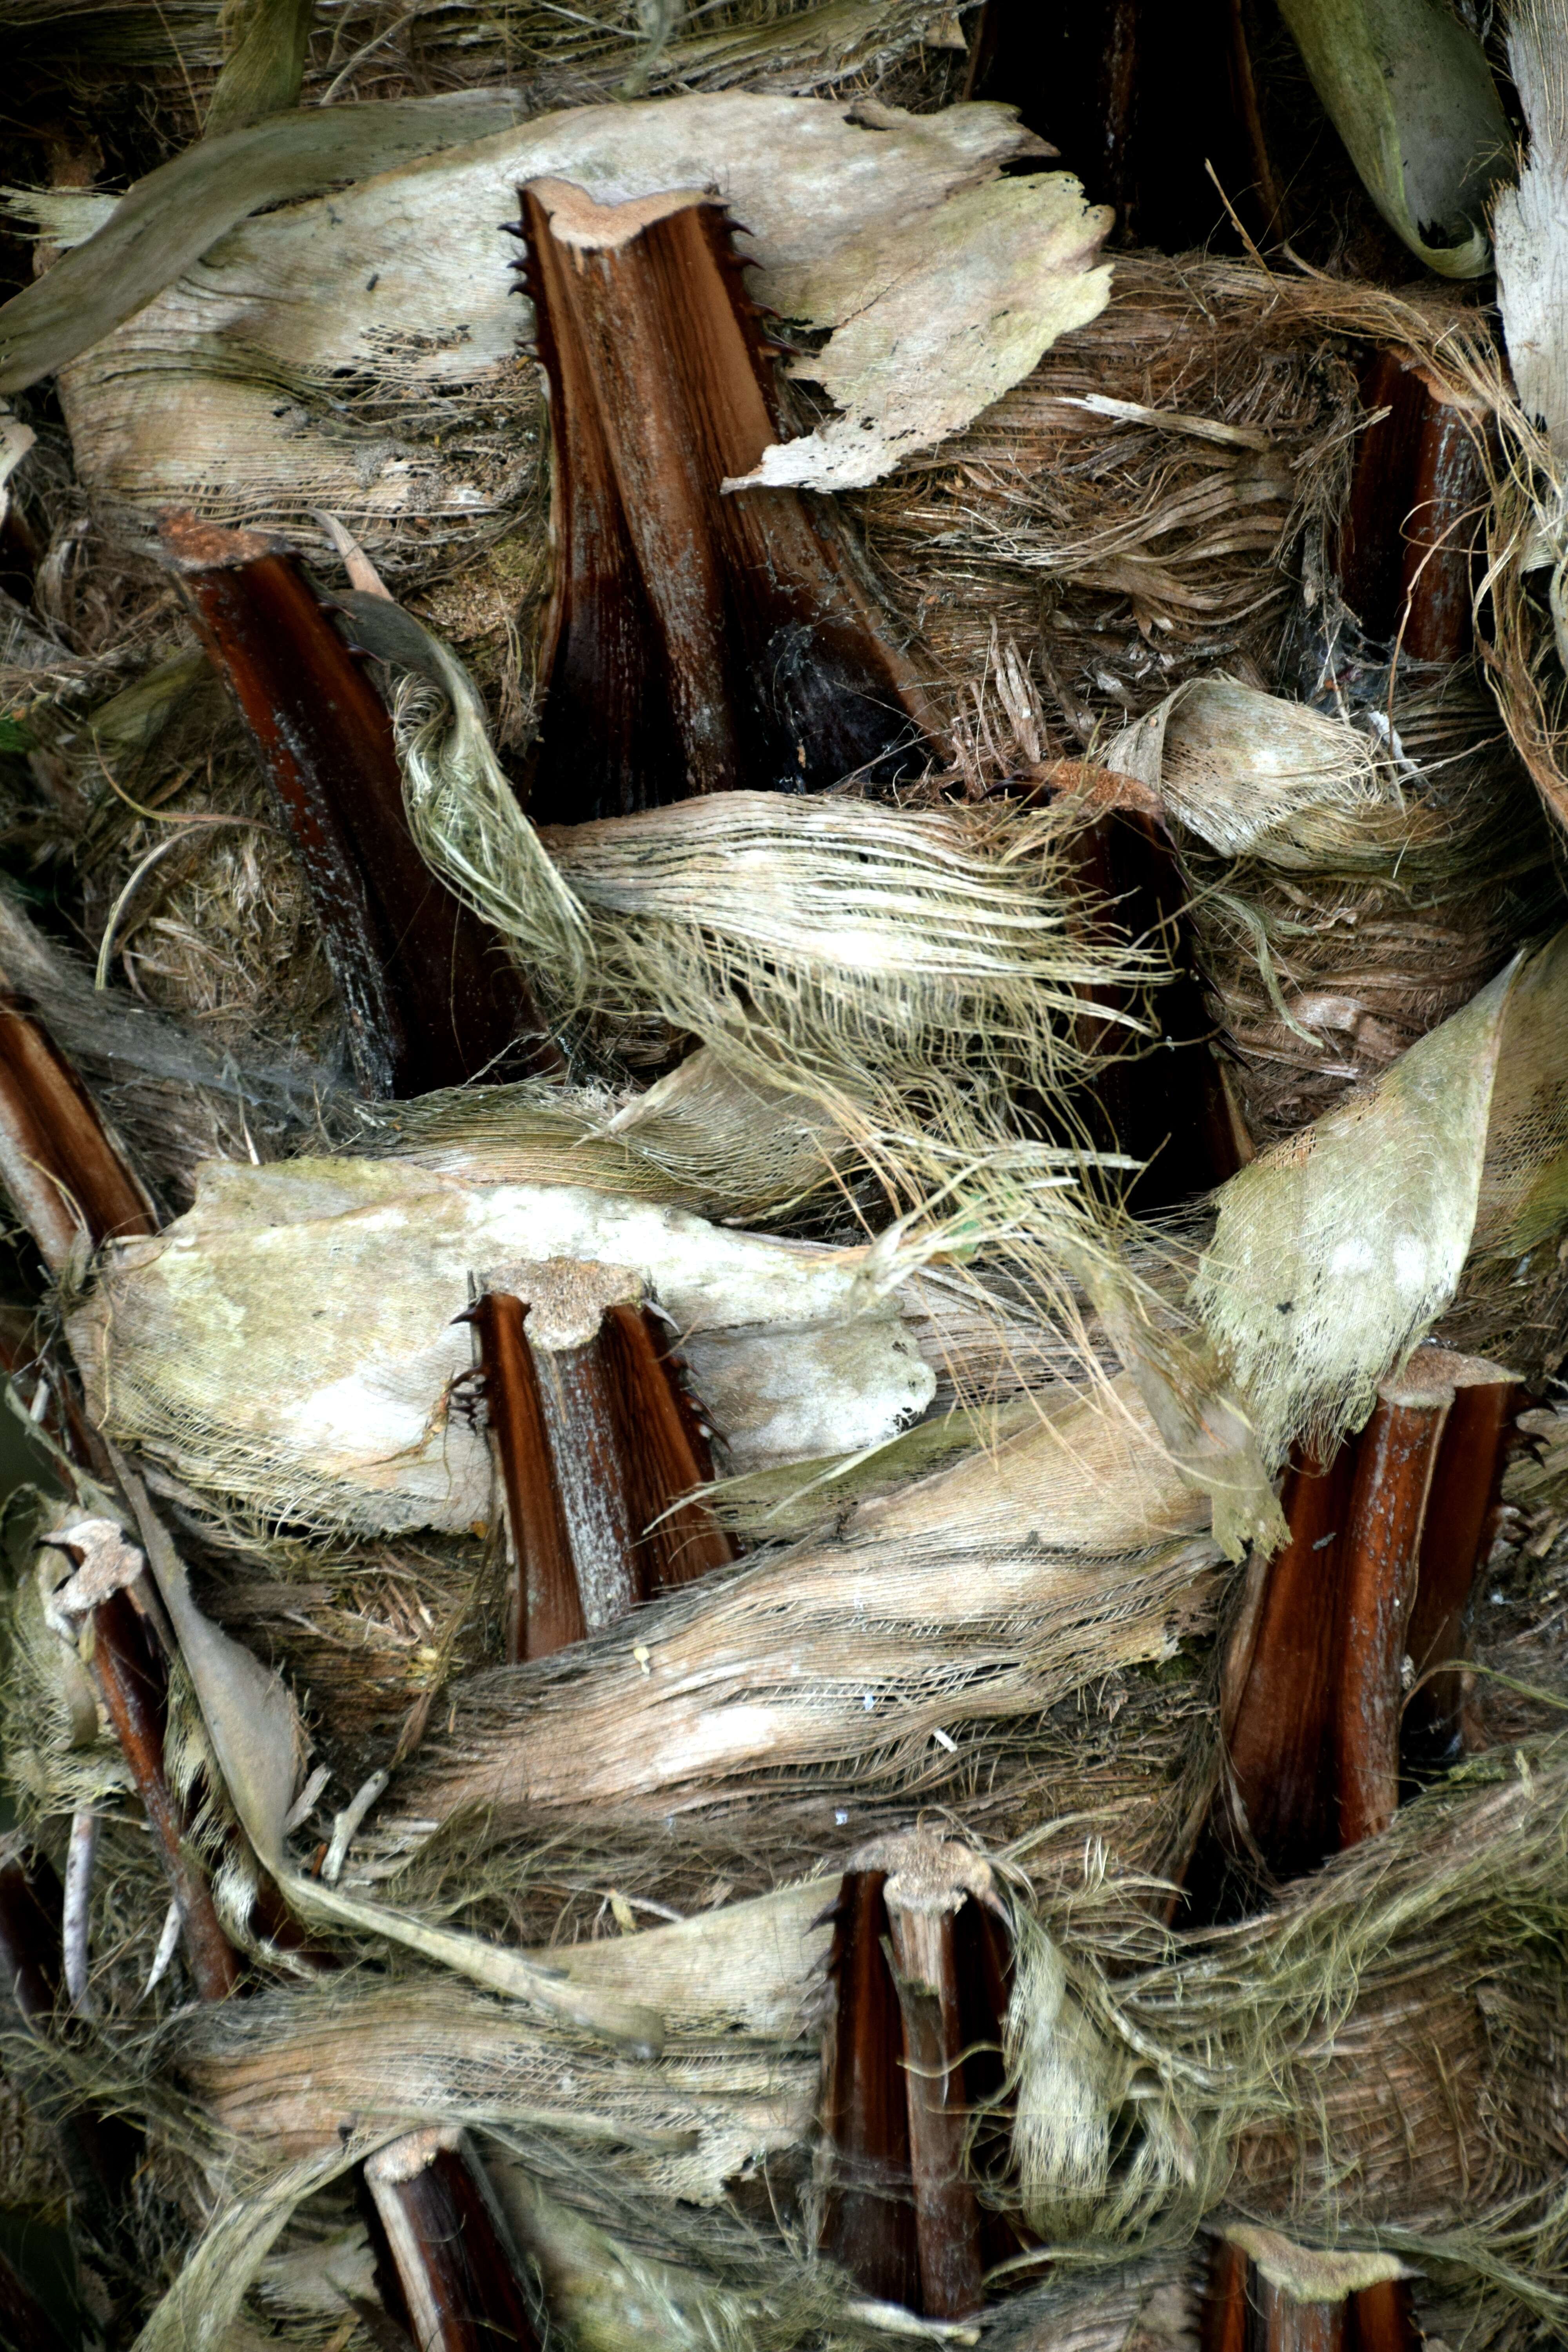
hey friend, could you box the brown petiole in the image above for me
[160,511,557,1099]
[514,178,935,824]
[817,1831,1020,2319]
[463,1271,734,1663]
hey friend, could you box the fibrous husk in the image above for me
[1111,673,1561,1145]
[379,1641,1211,1954]
[16,201,1369,750]
[371,593,1308,1550]
[348,1375,1219,1867]
[0,879,344,1209]
[352,1049,855,1227]
[376,585,1153,1187]
[1008,1739,1568,2317]
[175,1970,819,2204]
[146,1741,1568,2340]
[0,1,969,122]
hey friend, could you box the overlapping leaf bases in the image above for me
[4,4,1568,2350]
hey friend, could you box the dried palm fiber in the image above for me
[1108,673,1561,1146]
[352,1050,859,1228]
[0,874,345,1212]
[979,2251,1201,2352]
[16,1379,1213,1949]
[2,107,1372,738]
[0,1486,1213,2333]
[66,907,1568,1580]
[0,2030,69,2221]
[170,1873,835,2170]
[136,2131,846,2352]
[0,0,970,114]
[0,1500,314,2017]
[367,594,1154,1178]
[171,1519,506,1790]
[1001,1740,1568,2306]
[1187,922,1568,1470]
[40,674,1568,1565]
[352,588,1307,1553]
[327,1528,1217,1948]
[162,2147,1205,2352]
[60,652,348,1086]
[333,1374,1220,1880]
[1441,1478,1568,1759]
[132,1746,1568,2338]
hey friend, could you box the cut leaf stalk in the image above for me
[516,176,935,821]
[160,512,557,1099]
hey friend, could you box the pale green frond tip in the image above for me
[1277,0,1511,278]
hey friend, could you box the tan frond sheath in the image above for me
[160,512,557,1098]
[514,178,935,823]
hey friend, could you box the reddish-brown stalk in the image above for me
[364,2129,542,2352]
[514,178,934,824]
[160,512,557,1099]
[467,1285,734,1663]
[817,1837,1017,2318]
[1336,355,1489,664]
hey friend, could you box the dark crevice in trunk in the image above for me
[964,0,1283,252]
